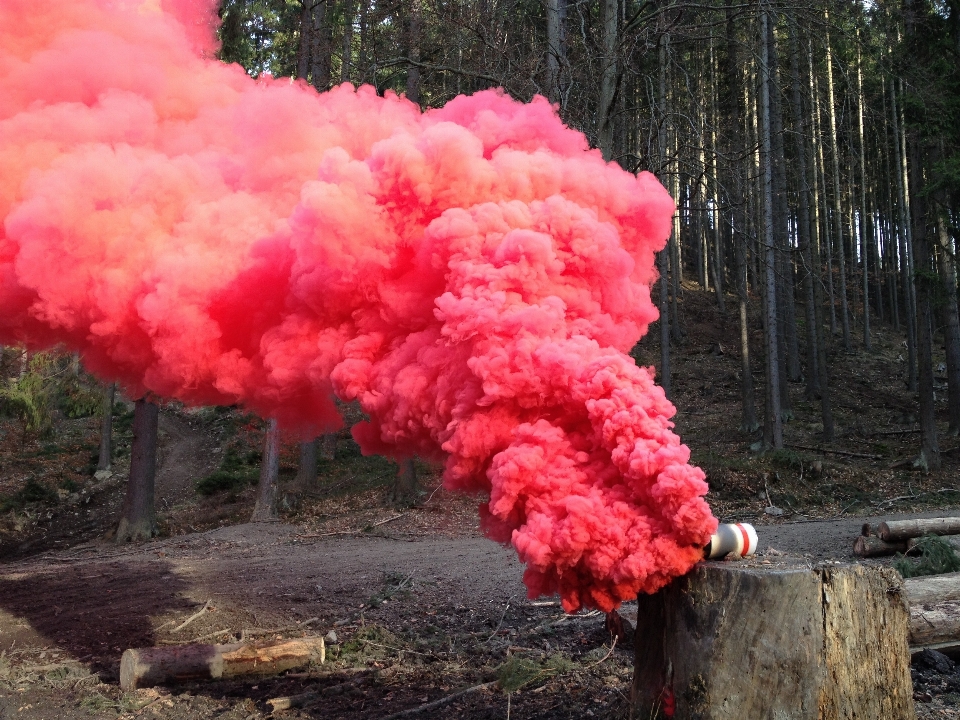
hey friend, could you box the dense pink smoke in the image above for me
[1,0,716,610]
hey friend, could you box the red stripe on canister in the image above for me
[736,523,751,556]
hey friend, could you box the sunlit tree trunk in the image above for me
[251,418,281,522]
[892,78,918,391]
[825,20,851,352]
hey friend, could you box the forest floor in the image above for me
[2,284,960,718]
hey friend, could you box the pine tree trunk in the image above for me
[825,21,851,352]
[389,457,419,506]
[789,20,818,401]
[295,438,319,490]
[597,0,618,159]
[116,397,159,543]
[810,47,837,337]
[545,0,562,104]
[97,382,116,474]
[657,33,671,401]
[892,79,918,391]
[909,141,941,471]
[405,0,422,104]
[940,222,960,436]
[760,10,782,450]
[251,419,281,522]
[340,0,354,83]
[856,34,872,351]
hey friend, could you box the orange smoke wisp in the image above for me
[1,0,717,611]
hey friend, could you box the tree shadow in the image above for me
[0,557,195,678]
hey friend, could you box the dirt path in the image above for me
[155,411,221,511]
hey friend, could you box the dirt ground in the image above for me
[0,512,953,720]
[4,285,960,718]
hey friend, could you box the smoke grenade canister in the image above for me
[704,523,758,559]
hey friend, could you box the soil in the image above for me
[3,284,960,718]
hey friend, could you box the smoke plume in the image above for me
[1,0,716,611]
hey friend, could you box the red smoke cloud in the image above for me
[1,0,716,610]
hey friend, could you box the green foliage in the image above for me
[0,478,58,513]
[768,449,806,471]
[895,535,960,578]
[195,446,260,496]
[496,653,570,693]
[58,375,101,418]
[218,0,302,78]
[0,352,59,438]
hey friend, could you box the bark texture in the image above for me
[251,418,281,522]
[120,637,325,690]
[631,561,914,719]
[115,396,159,543]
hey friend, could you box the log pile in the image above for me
[854,516,960,558]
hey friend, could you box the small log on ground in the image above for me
[631,561,914,719]
[879,517,960,542]
[120,637,325,690]
[853,534,907,557]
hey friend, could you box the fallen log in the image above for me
[879,517,960,542]
[120,637,325,690]
[853,535,907,557]
[631,561,913,719]
[903,572,960,653]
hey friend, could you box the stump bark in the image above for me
[631,561,914,719]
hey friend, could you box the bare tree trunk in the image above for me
[657,31,671,401]
[340,0,355,83]
[760,10,782,450]
[856,33,871,351]
[789,19,818,401]
[545,0,566,106]
[297,1,312,80]
[939,221,960,436]
[909,135,941,470]
[405,0,422,104]
[97,382,116,474]
[729,4,755,432]
[597,0,619,159]
[116,397,158,543]
[251,419,281,522]
[294,438,318,490]
[892,78,918,391]
[389,457,419,506]
[825,20,851,352]
[810,44,836,337]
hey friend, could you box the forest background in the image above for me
[2,0,960,544]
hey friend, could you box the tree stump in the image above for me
[631,560,915,719]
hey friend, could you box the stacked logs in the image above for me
[852,517,960,655]
[854,517,960,558]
